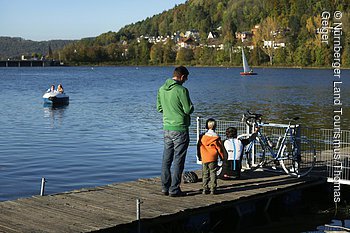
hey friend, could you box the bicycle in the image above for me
[239,111,316,178]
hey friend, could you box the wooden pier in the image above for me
[0,60,62,67]
[0,170,326,233]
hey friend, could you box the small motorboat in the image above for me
[43,91,69,106]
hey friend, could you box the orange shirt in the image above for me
[197,131,225,163]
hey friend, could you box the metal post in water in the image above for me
[40,177,46,196]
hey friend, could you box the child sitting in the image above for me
[219,127,258,179]
[197,118,225,195]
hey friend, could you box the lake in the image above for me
[0,66,349,202]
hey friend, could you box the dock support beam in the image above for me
[264,197,272,212]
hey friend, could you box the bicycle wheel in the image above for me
[237,134,266,168]
[279,137,316,177]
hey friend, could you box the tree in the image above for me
[341,13,350,68]
[221,10,237,64]
[47,45,53,59]
[150,43,163,65]
[106,43,123,62]
[273,48,287,65]
[132,40,151,65]
[95,32,118,46]
[163,40,176,64]
[294,45,311,66]
[250,47,268,66]
[254,16,279,65]
[176,48,194,64]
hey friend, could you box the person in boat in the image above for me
[218,126,258,180]
[57,84,64,93]
[197,118,225,195]
[47,84,55,93]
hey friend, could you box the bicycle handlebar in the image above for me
[286,117,300,121]
[242,111,300,127]
[242,111,263,127]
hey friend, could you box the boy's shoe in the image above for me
[202,189,210,195]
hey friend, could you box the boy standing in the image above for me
[197,118,225,195]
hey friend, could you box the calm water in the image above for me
[0,66,349,202]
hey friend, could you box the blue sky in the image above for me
[0,0,187,41]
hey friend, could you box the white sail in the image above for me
[242,48,251,73]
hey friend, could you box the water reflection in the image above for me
[43,104,68,128]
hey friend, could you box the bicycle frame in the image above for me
[241,111,315,177]
[244,121,298,166]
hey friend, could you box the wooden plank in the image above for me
[105,183,207,212]
[0,171,327,233]
[61,191,137,223]
[20,196,125,230]
[0,201,87,233]
[47,192,135,221]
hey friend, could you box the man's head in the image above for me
[173,66,189,84]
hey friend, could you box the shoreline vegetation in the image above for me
[53,0,349,70]
[61,62,350,70]
[2,1,349,70]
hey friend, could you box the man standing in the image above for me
[157,66,194,197]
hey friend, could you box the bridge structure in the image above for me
[0,60,62,67]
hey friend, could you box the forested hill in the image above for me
[0,37,75,60]
[59,0,350,67]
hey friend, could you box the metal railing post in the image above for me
[136,198,141,233]
[196,117,202,164]
[247,122,255,166]
[196,117,200,143]
[40,177,46,196]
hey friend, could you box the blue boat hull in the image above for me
[43,96,69,105]
[43,91,69,106]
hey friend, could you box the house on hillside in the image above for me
[235,31,253,42]
[206,39,224,50]
[185,30,200,41]
[207,31,219,40]
[235,25,260,42]
[251,25,260,35]
[177,37,197,49]
[263,40,286,49]
[207,31,223,50]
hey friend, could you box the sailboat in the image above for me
[240,48,257,76]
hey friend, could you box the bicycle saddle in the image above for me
[246,110,263,119]
[286,116,300,121]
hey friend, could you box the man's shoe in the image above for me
[210,190,217,195]
[202,189,210,195]
[161,190,169,196]
[169,191,186,197]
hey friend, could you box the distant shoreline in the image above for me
[62,63,350,70]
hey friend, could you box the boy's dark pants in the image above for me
[202,161,218,191]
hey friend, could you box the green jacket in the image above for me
[157,79,194,131]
